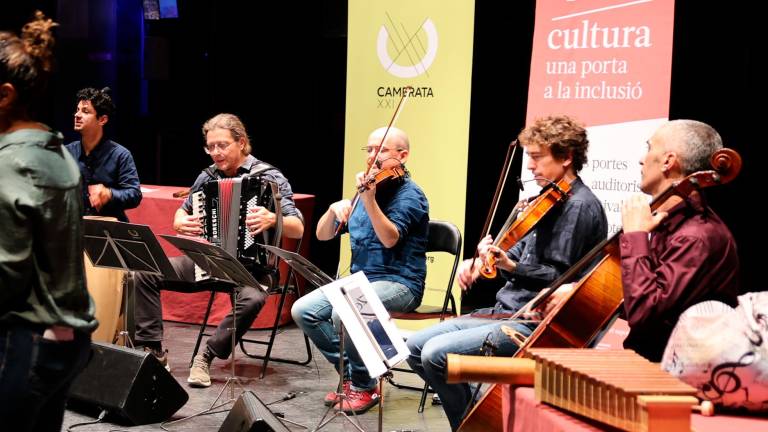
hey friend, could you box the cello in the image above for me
[458,148,742,432]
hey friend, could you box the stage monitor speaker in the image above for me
[68,342,188,425]
[219,391,290,432]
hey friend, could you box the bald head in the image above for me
[658,120,722,175]
[365,126,410,167]
[369,126,410,151]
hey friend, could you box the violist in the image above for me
[405,115,607,431]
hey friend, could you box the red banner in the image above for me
[525,0,675,233]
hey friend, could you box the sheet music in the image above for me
[321,272,410,378]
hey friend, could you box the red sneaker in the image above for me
[334,386,380,414]
[323,380,351,406]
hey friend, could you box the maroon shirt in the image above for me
[619,194,740,361]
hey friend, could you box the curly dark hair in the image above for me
[518,115,589,173]
[76,86,115,118]
[0,11,57,110]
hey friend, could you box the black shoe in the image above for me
[143,346,170,371]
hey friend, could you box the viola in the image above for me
[479,177,572,279]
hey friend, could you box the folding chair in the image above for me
[237,240,313,378]
[388,219,462,412]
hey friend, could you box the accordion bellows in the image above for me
[191,175,280,280]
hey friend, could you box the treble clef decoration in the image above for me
[702,351,756,402]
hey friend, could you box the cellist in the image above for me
[292,126,429,414]
[405,115,607,431]
[620,119,739,362]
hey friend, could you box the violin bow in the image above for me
[471,139,520,262]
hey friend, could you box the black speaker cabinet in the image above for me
[68,342,188,425]
[219,392,290,432]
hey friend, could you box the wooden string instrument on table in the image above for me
[449,349,710,432]
[458,148,742,432]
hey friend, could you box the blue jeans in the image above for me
[292,280,419,391]
[0,325,91,432]
[405,315,534,431]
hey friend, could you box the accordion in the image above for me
[191,174,282,280]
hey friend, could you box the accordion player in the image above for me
[132,114,305,382]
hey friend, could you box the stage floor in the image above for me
[63,321,451,431]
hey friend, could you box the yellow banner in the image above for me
[344,0,476,325]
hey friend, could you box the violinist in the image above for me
[620,119,739,362]
[292,126,429,414]
[405,115,607,431]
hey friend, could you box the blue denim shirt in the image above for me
[65,138,142,222]
[493,177,607,314]
[345,176,429,298]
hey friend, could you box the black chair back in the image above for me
[427,219,462,255]
[428,220,462,318]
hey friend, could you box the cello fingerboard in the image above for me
[528,348,697,432]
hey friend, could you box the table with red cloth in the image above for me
[125,184,315,329]
[501,385,767,432]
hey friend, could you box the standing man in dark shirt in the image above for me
[0,12,97,431]
[133,113,304,387]
[405,115,607,431]
[65,87,141,221]
[620,119,739,361]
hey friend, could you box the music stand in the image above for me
[262,245,334,287]
[323,272,411,432]
[83,219,180,347]
[263,246,369,430]
[157,235,294,430]
[160,235,262,288]
[265,248,407,432]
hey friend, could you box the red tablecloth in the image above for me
[503,384,768,432]
[125,184,315,329]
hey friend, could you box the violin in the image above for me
[479,177,572,279]
[357,165,407,193]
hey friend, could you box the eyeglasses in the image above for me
[203,141,234,154]
[360,145,404,154]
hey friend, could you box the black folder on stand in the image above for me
[83,219,179,280]
[159,234,261,289]
[261,244,334,287]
